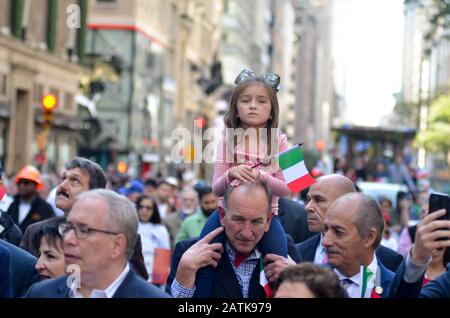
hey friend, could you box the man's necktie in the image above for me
[341,278,353,290]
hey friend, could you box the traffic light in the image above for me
[117,161,128,174]
[41,94,58,123]
[204,61,223,95]
[195,116,206,129]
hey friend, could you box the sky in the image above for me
[332,0,405,126]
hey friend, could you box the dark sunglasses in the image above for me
[138,205,154,210]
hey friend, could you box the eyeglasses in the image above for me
[58,222,119,239]
[138,205,154,211]
[234,69,280,92]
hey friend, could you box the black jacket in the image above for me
[278,198,315,244]
[7,195,55,233]
[0,239,39,297]
[166,234,301,298]
[0,210,22,246]
[24,268,169,298]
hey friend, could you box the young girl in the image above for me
[198,69,290,296]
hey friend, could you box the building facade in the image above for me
[85,0,223,178]
[292,0,335,153]
[0,0,85,174]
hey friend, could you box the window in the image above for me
[48,87,59,109]
[0,74,7,96]
[64,92,74,111]
[34,83,43,104]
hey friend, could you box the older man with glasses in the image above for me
[24,189,169,298]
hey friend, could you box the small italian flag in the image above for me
[259,256,273,298]
[360,266,374,298]
[278,144,316,193]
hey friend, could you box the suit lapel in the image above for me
[112,270,134,298]
[57,276,71,298]
[303,235,320,262]
[248,263,265,298]
[216,251,243,298]
[9,200,19,223]
[378,261,394,298]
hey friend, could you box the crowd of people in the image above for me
[0,69,449,299]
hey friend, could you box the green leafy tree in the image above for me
[414,94,450,167]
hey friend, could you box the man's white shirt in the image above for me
[334,254,378,298]
[69,263,130,298]
[314,234,327,264]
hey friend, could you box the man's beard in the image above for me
[183,207,196,215]
[202,208,216,217]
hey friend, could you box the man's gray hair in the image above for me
[180,186,199,202]
[350,193,384,249]
[223,179,272,215]
[76,189,138,260]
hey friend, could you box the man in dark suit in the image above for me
[322,193,394,298]
[296,230,402,273]
[278,198,315,244]
[0,239,40,297]
[0,243,13,298]
[389,208,450,298]
[25,189,168,298]
[20,157,148,280]
[296,175,403,272]
[263,175,403,282]
[167,180,297,298]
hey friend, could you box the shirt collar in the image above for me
[70,263,130,298]
[334,253,378,286]
[318,233,324,251]
[225,242,261,267]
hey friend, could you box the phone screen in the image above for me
[429,192,450,241]
[429,192,450,220]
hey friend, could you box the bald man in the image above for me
[322,193,394,298]
[263,175,403,284]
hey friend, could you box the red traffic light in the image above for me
[195,116,206,129]
[117,161,128,174]
[41,94,58,111]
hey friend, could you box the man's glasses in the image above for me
[58,222,119,239]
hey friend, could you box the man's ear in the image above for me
[219,206,226,227]
[264,213,273,233]
[363,228,377,249]
[111,234,127,259]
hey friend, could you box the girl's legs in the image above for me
[258,216,288,257]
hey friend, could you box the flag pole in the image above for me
[251,143,304,169]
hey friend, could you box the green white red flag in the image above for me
[259,256,273,298]
[277,144,316,192]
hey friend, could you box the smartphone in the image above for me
[429,192,450,241]
[429,192,450,220]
